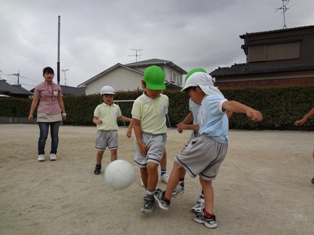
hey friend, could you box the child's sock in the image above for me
[161,169,167,176]
[204,209,213,217]
[179,178,185,187]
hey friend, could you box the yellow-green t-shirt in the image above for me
[93,103,122,131]
[131,93,169,134]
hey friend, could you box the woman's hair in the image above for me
[43,67,54,75]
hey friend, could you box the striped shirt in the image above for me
[34,82,63,115]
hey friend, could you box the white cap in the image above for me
[100,85,115,95]
[181,72,224,98]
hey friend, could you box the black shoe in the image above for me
[193,212,217,229]
[94,164,101,175]
[311,176,314,184]
[141,195,155,214]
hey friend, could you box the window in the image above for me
[248,42,300,62]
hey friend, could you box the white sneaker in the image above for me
[191,197,205,213]
[38,154,45,162]
[161,173,169,184]
[172,183,184,197]
[49,154,57,161]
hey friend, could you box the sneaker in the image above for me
[191,197,205,213]
[141,195,155,214]
[49,154,57,161]
[311,176,314,184]
[193,212,217,229]
[154,189,170,210]
[38,154,45,162]
[161,173,169,184]
[172,183,184,197]
[94,164,101,175]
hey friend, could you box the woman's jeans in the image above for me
[38,121,60,155]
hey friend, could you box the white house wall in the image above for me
[85,67,143,95]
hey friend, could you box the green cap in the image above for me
[144,65,166,90]
[185,68,207,82]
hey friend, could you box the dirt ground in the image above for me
[0,124,313,235]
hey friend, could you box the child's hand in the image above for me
[294,119,305,126]
[97,120,103,125]
[246,109,263,122]
[176,123,185,133]
[138,143,148,157]
[126,128,132,138]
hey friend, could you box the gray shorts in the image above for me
[184,130,199,148]
[134,132,166,168]
[175,135,228,181]
[95,130,118,151]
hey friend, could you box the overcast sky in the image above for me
[1,0,313,90]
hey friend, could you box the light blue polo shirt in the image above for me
[197,95,229,143]
[189,98,200,125]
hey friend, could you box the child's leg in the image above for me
[147,162,159,191]
[160,150,169,183]
[110,149,117,162]
[94,150,104,175]
[96,150,104,164]
[140,167,148,188]
[164,161,185,200]
[199,178,214,214]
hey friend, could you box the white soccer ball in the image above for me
[104,160,135,190]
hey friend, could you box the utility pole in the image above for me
[57,15,61,84]
[11,72,20,86]
[62,69,69,85]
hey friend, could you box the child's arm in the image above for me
[176,112,196,133]
[294,107,314,126]
[126,119,133,138]
[222,100,263,122]
[132,118,148,157]
[93,116,102,125]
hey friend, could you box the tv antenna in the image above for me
[129,49,143,62]
[275,0,296,28]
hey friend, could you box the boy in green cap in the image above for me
[131,65,169,214]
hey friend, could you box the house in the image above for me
[30,85,86,96]
[210,25,314,88]
[78,58,187,95]
[0,80,33,98]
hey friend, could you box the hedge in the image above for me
[0,86,313,130]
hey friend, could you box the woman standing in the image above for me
[28,67,66,162]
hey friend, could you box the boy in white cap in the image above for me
[173,68,233,214]
[131,65,169,214]
[93,85,132,175]
[155,72,262,229]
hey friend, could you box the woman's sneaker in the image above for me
[38,154,45,162]
[191,197,205,213]
[49,154,57,161]
[193,212,217,229]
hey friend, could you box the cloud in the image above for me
[0,0,313,90]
